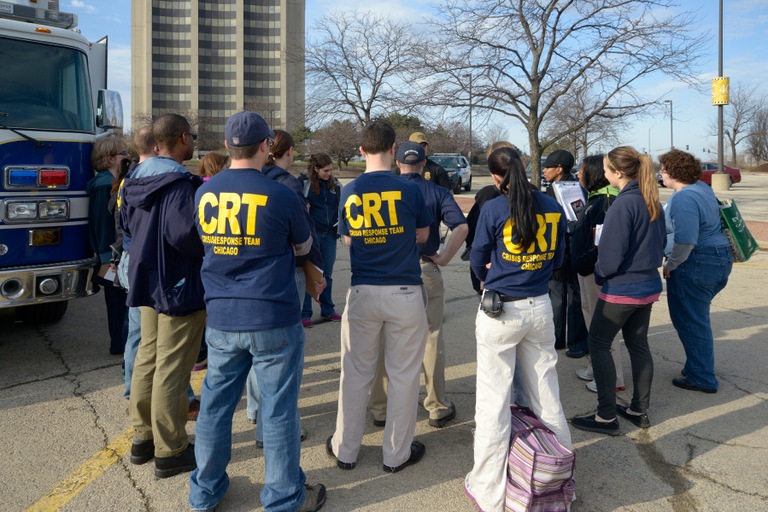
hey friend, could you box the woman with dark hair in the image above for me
[571,155,626,393]
[301,152,342,325]
[465,147,571,512]
[660,149,731,393]
[463,141,514,294]
[572,146,665,436]
[87,134,130,355]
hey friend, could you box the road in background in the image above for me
[1,174,766,512]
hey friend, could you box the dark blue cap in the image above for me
[225,111,275,147]
[396,141,426,164]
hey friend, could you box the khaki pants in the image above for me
[330,285,427,468]
[130,307,206,457]
[369,262,451,421]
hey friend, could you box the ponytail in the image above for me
[489,147,538,249]
[606,146,660,221]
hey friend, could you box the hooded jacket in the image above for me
[119,157,205,316]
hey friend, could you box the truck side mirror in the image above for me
[97,90,123,129]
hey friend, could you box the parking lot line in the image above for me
[24,371,206,512]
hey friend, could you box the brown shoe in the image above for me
[188,398,200,421]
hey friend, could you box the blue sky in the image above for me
[67,0,768,163]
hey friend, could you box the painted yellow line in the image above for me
[24,370,206,512]
[25,432,133,512]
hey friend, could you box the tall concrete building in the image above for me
[131,0,305,148]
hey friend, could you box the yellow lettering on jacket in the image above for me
[344,191,402,230]
[198,192,268,236]
[502,212,561,254]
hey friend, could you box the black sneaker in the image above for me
[428,402,456,429]
[672,377,717,393]
[616,405,650,429]
[298,483,327,512]
[130,439,155,465]
[325,435,355,470]
[571,414,621,436]
[154,443,196,478]
[382,440,426,473]
[372,417,386,428]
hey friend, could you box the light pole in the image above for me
[463,74,473,162]
[664,99,674,149]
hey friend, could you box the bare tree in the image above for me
[541,79,626,158]
[428,0,706,184]
[483,122,509,149]
[133,109,221,151]
[243,98,280,128]
[313,120,360,170]
[305,10,426,127]
[708,83,766,166]
[747,107,768,163]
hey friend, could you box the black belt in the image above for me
[499,295,527,302]
[420,256,436,263]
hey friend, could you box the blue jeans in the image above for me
[123,306,142,399]
[189,324,306,511]
[667,246,732,390]
[302,231,337,318]
[246,270,305,434]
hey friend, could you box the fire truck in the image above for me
[0,0,123,323]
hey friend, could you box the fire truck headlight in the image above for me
[6,201,38,220]
[38,200,69,219]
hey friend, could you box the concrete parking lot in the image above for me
[1,173,766,512]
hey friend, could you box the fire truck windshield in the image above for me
[0,36,94,133]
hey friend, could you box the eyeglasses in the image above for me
[113,149,129,157]
[184,131,198,141]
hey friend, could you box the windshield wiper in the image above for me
[0,113,46,148]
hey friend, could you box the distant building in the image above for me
[131,0,305,148]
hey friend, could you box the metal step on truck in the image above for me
[0,0,123,323]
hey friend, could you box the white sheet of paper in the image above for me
[594,224,603,246]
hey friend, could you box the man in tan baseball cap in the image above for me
[409,132,451,190]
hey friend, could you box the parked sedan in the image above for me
[700,162,741,187]
[658,161,741,188]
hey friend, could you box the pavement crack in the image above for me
[117,460,152,512]
[687,432,768,451]
[634,430,700,512]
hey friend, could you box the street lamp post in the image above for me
[664,99,674,150]
[463,74,473,162]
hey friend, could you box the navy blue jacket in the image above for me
[303,176,341,235]
[263,165,323,270]
[471,192,566,298]
[594,180,666,288]
[120,158,205,316]
[402,173,466,256]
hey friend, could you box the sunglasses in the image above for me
[184,131,198,141]
[113,149,129,157]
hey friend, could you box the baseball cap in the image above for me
[543,150,575,171]
[409,132,428,145]
[396,141,426,164]
[225,111,275,147]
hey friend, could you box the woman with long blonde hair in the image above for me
[571,146,665,435]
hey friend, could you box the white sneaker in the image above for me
[586,380,626,393]
[576,366,593,381]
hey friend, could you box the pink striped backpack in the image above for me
[506,406,575,512]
